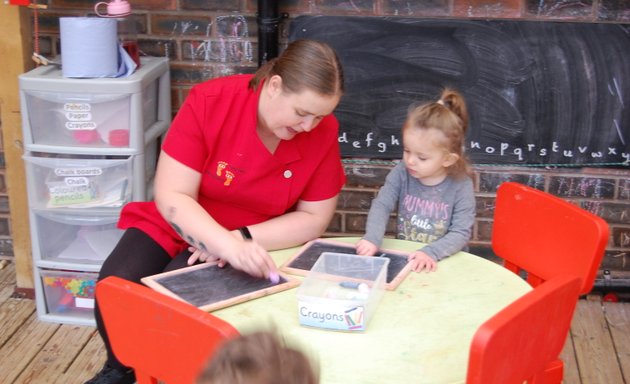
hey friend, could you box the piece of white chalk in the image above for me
[269,272,280,284]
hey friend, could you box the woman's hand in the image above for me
[356,239,379,256]
[225,240,279,280]
[188,241,278,280]
[187,246,226,267]
[408,251,437,273]
[187,229,243,266]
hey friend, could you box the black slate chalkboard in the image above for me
[142,263,299,312]
[290,16,630,167]
[280,239,411,290]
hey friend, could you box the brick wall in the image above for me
[10,0,630,285]
[338,162,630,284]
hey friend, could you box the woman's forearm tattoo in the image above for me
[167,206,209,252]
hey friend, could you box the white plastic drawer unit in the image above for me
[30,208,123,265]
[23,154,133,210]
[20,81,156,149]
[18,56,169,153]
[38,268,98,321]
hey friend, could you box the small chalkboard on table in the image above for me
[142,262,299,312]
[280,238,412,290]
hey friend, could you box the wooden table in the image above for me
[213,237,531,384]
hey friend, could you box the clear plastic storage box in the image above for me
[297,252,389,332]
[39,269,98,322]
[23,154,133,210]
[19,57,168,153]
[30,209,123,266]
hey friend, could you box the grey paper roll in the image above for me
[60,17,118,78]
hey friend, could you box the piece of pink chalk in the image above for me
[269,272,280,284]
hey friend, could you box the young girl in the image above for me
[356,88,475,273]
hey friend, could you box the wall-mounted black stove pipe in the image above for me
[257,0,280,67]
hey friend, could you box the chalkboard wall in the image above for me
[289,16,630,167]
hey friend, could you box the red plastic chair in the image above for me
[491,182,609,383]
[492,181,609,295]
[467,274,582,384]
[96,276,240,384]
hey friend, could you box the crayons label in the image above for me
[298,300,365,331]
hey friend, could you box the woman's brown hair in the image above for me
[249,39,344,97]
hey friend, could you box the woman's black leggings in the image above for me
[94,228,191,370]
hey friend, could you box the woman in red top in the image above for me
[87,39,346,384]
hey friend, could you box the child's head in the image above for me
[402,88,471,180]
[198,330,319,384]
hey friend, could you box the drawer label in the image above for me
[64,103,95,130]
[54,167,103,177]
[64,102,91,112]
[65,121,97,130]
[47,183,96,206]
[63,177,89,186]
[75,297,95,309]
[65,111,92,121]
[49,183,91,194]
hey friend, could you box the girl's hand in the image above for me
[356,239,379,256]
[408,251,437,273]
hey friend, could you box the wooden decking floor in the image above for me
[1,260,629,384]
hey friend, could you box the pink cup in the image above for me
[109,129,130,146]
